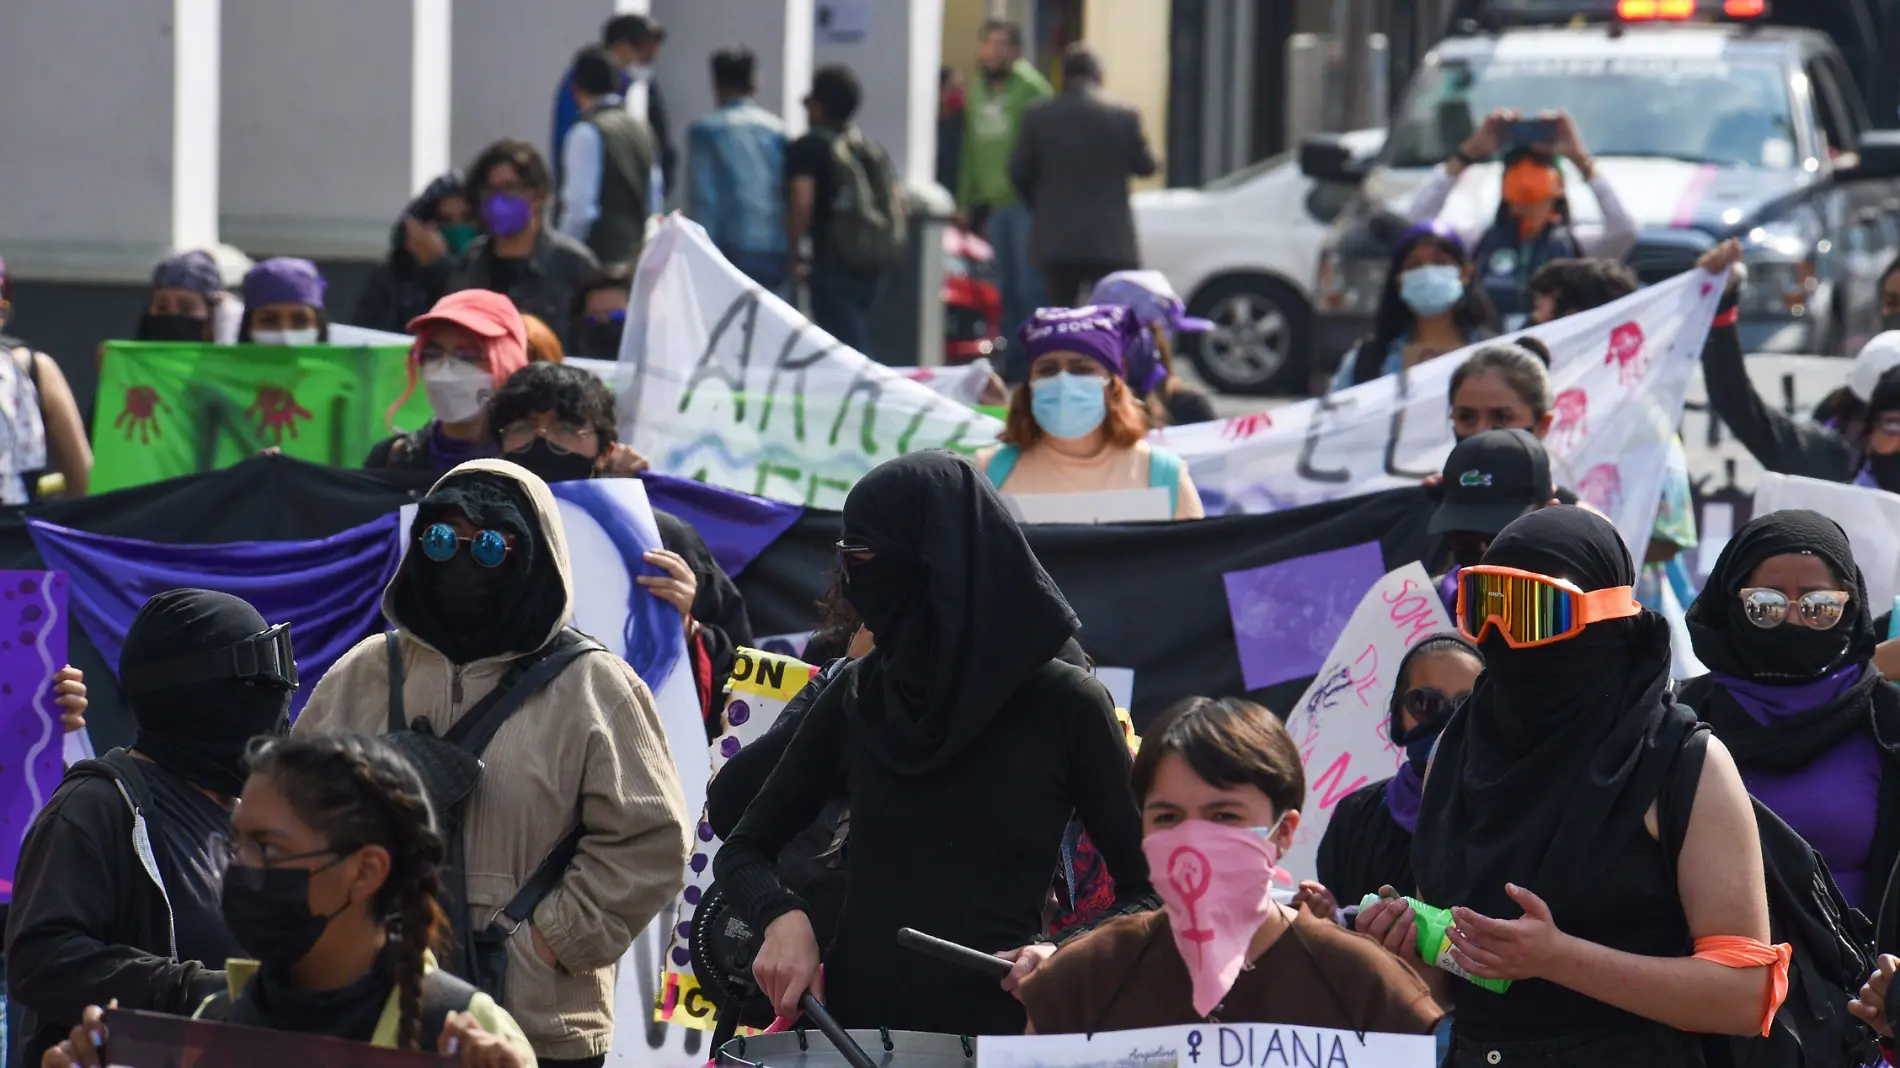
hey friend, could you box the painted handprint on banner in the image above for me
[1605,321,1647,388]
[114,386,170,444]
[1548,389,1588,454]
[1577,462,1624,516]
[1222,413,1274,441]
[247,385,313,443]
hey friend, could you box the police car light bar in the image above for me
[1614,0,1766,17]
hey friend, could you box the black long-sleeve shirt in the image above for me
[714,657,1151,1036]
[1700,304,1857,483]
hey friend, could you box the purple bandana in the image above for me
[1016,305,1143,381]
[1384,762,1425,834]
[241,257,326,309]
[1708,663,1864,723]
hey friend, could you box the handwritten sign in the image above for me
[980,1021,1434,1068]
[620,217,1003,508]
[0,571,68,903]
[655,647,819,1031]
[1278,562,1454,880]
[1154,269,1724,557]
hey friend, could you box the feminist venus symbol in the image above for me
[1167,844,1215,963]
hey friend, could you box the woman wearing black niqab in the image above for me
[715,451,1152,1036]
[1408,507,1777,1066]
[1679,510,1900,954]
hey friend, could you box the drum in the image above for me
[717,1030,977,1068]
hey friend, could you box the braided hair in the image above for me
[243,733,449,1050]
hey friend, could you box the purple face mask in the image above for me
[481,192,533,238]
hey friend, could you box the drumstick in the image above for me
[798,993,878,1068]
[896,928,1015,980]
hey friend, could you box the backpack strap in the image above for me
[418,968,480,1051]
[984,445,1022,490]
[495,825,586,934]
[386,630,407,734]
[442,628,606,758]
[1147,446,1183,515]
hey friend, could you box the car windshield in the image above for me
[1385,52,1797,170]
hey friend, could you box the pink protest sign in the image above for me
[0,570,69,903]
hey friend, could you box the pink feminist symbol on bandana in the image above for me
[1167,845,1215,963]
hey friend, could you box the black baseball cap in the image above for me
[1430,429,1553,537]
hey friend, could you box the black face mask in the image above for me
[1869,450,1900,493]
[1445,532,1491,569]
[1733,620,1854,681]
[418,552,514,623]
[220,860,352,969]
[138,313,210,342]
[839,550,923,639]
[505,438,597,484]
[579,321,624,359]
[1881,312,1900,335]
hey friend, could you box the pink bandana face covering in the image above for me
[1142,818,1287,1017]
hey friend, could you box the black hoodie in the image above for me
[5,749,226,1066]
[351,171,467,333]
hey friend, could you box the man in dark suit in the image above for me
[1009,45,1158,309]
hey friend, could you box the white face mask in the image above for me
[421,360,492,424]
[252,328,320,346]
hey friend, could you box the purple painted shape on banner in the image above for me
[639,471,804,577]
[1223,541,1385,690]
[0,571,69,903]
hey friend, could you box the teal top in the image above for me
[984,443,1184,515]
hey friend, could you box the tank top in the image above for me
[984,443,1184,515]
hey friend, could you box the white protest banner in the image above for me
[1154,270,1725,555]
[653,648,819,1033]
[1277,562,1454,881]
[1753,472,1900,614]
[981,1021,1434,1068]
[620,217,1003,508]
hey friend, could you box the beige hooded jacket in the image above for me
[293,459,690,1060]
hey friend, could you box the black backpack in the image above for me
[817,125,908,272]
[378,627,603,1005]
[1661,727,1883,1068]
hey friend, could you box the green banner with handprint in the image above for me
[90,342,436,493]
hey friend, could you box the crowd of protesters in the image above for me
[11,12,1900,1068]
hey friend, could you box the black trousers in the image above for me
[1041,261,1132,309]
[538,1057,606,1068]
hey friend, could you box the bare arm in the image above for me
[33,353,91,498]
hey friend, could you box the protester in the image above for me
[294,460,691,1065]
[556,46,654,267]
[0,256,90,501]
[1848,955,1899,1039]
[449,139,600,339]
[959,18,1052,368]
[1010,45,1157,309]
[786,64,894,355]
[1019,696,1442,1034]
[367,290,527,471]
[977,305,1204,519]
[1316,635,1481,911]
[720,450,1153,1035]
[1410,110,1636,329]
[1088,271,1217,427]
[1388,507,1780,1063]
[136,250,225,342]
[520,314,564,364]
[353,171,474,334]
[684,48,787,292]
[1528,258,1639,327]
[1429,429,1557,609]
[1331,222,1494,391]
[553,15,671,200]
[485,361,754,723]
[239,258,328,345]
[568,264,631,360]
[7,590,293,1067]
[1680,511,1900,948]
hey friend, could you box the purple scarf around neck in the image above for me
[428,420,495,472]
[1706,662,1864,723]
[1384,761,1425,834]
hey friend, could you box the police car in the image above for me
[1301,0,1900,389]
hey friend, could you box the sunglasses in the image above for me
[1738,588,1851,631]
[1398,687,1470,726]
[418,522,511,568]
[1456,564,1640,648]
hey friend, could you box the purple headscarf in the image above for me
[1088,271,1212,394]
[1016,305,1144,382]
[151,250,224,300]
[241,257,326,309]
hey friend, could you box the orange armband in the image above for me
[1692,936,1792,1038]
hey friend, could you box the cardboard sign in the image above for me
[0,570,68,903]
[981,1021,1435,1068]
[101,1008,442,1067]
[1007,487,1172,524]
[1278,562,1455,880]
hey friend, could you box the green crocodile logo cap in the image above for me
[1459,469,1493,488]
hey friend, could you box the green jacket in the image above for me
[958,60,1053,209]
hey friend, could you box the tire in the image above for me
[1178,275,1311,396]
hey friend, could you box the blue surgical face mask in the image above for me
[1398,264,1466,318]
[1030,372,1109,440]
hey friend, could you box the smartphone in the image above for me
[1504,117,1558,149]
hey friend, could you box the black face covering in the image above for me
[137,313,210,342]
[1386,634,1479,770]
[1881,312,1900,335]
[1868,451,1900,493]
[836,451,1080,776]
[118,589,293,797]
[220,862,351,969]
[1413,507,1699,923]
[579,320,625,359]
[1444,532,1490,570]
[504,438,598,484]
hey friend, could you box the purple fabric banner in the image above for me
[1224,541,1386,690]
[639,471,804,577]
[0,570,69,902]
[27,515,401,718]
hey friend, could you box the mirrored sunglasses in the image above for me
[1738,588,1850,630]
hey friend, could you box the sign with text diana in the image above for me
[90,341,434,493]
[981,1022,1433,1068]
[617,217,1004,508]
[1154,269,1726,556]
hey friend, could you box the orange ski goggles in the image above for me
[1456,565,1641,648]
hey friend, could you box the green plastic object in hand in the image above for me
[1359,893,1513,993]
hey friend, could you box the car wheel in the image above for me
[1179,276,1310,396]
